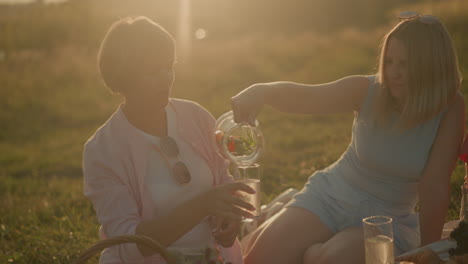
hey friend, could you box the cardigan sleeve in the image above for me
[83,142,146,263]
[195,103,234,185]
[173,100,243,263]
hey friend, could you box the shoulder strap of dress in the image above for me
[358,75,380,117]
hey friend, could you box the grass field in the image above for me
[1,0,468,262]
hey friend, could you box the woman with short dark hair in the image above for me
[83,16,253,264]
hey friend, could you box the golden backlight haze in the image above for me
[1,0,468,262]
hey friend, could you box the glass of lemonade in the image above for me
[363,215,394,264]
[236,163,261,219]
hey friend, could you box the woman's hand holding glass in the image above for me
[211,216,241,247]
[198,182,256,221]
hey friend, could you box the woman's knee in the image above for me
[303,243,322,264]
[303,228,364,264]
[303,245,348,264]
[245,207,334,264]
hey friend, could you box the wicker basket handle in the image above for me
[73,235,176,264]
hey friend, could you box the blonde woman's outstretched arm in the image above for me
[230,75,369,125]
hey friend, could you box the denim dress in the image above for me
[287,75,445,255]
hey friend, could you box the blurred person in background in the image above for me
[231,13,465,264]
[82,16,255,264]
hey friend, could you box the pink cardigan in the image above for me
[83,98,243,263]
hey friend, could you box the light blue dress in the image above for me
[287,75,445,255]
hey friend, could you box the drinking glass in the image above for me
[363,215,394,264]
[214,111,264,222]
[235,163,262,220]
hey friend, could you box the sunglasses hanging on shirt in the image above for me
[153,136,191,185]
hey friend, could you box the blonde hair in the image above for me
[375,16,461,129]
[97,16,175,94]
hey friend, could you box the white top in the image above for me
[140,106,215,255]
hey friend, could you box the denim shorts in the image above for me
[286,170,420,255]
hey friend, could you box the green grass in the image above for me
[1,176,99,263]
[1,0,468,263]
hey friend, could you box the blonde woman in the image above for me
[83,17,255,263]
[231,14,465,264]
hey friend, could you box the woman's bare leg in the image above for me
[240,208,283,255]
[244,207,334,264]
[303,227,365,264]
